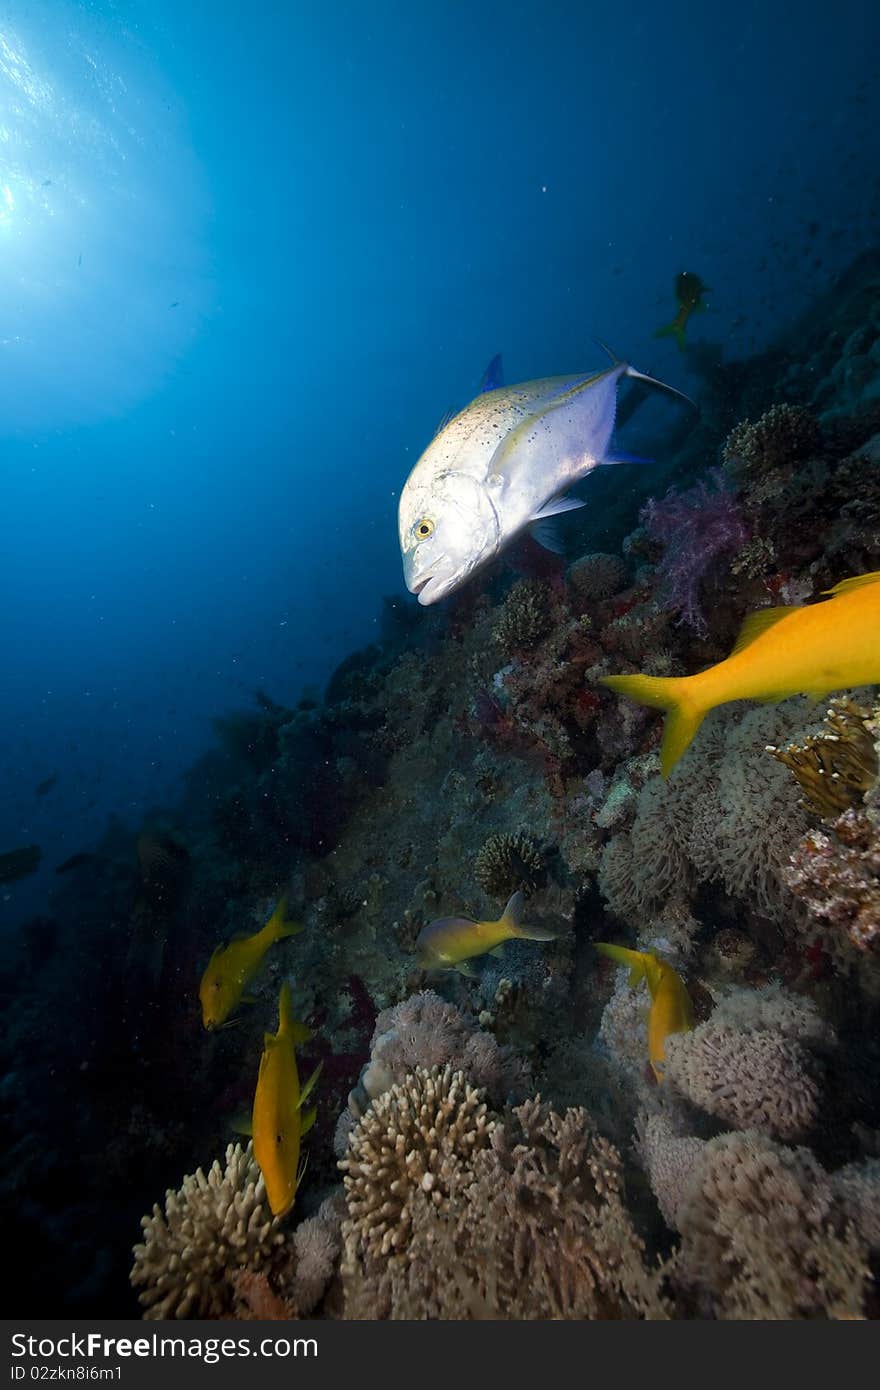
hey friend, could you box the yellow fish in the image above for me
[199,892,303,1029]
[595,943,693,1081]
[601,571,880,776]
[252,982,321,1217]
[415,889,557,975]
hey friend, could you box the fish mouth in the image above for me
[411,572,451,605]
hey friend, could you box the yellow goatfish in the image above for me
[595,943,693,1081]
[199,892,303,1029]
[252,982,321,1218]
[415,889,557,975]
[601,571,880,776]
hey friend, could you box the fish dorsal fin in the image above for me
[730,605,796,657]
[299,1105,317,1137]
[432,407,457,439]
[479,352,504,392]
[290,1020,312,1045]
[822,571,880,598]
[502,889,526,929]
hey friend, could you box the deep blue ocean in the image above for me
[2,0,880,1319]
[3,0,876,914]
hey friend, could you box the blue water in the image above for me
[3,1,877,914]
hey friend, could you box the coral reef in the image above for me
[339,1067,668,1319]
[493,579,555,653]
[473,830,545,898]
[641,469,750,632]
[130,1143,284,1319]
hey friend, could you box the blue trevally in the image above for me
[398,349,691,605]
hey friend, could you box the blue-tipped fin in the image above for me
[479,352,504,392]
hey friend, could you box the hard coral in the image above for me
[786,808,880,954]
[473,830,545,899]
[130,1142,284,1319]
[493,579,554,653]
[339,1070,668,1319]
[567,552,628,603]
[723,403,821,486]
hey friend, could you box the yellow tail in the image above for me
[268,891,305,942]
[595,942,649,988]
[600,674,706,776]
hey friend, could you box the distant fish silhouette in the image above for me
[35,773,58,797]
[0,845,42,883]
[169,300,180,309]
[55,852,96,875]
[41,179,52,187]
[77,253,82,268]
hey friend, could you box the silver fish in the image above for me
[398,350,690,605]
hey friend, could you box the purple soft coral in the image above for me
[641,468,749,633]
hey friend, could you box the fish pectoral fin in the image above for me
[299,1105,317,1137]
[602,450,654,466]
[532,494,586,520]
[296,1151,309,1188]
[489,945,505,958]
[229,1110,253,1137]
[454,960,478,978]
[298,1061,323,1109]
[529,518,566,555]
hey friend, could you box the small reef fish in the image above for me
[415,889,557,974]
[35,774,58,797]
[399,349,691,605]
[199,893,303,1029]
[252,982,321,1217]
[601,570,880,776]
[654,271,709,349]
[595,943,693,1081]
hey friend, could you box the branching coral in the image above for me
[768,696,878,818]
[339,1069,668,1319]
[640,469,749,633]
[473,830,545,898]
[130,1142,285,1319]
[493,579,554,653]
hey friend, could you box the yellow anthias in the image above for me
[199,892,303,1029]
[252,982,321,1218]
[601,571,880,776]
[595,943,693,1081]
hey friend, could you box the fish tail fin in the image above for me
[625,360,695,407]
[501,890,557,942]
[595,942,648,989]
[270,892,305,941]
[653,320,687,351]
[277,981,312,1043]
[600,674,706,776]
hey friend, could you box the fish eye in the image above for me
[276,1132,283,1145]
[415,518,434,539]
